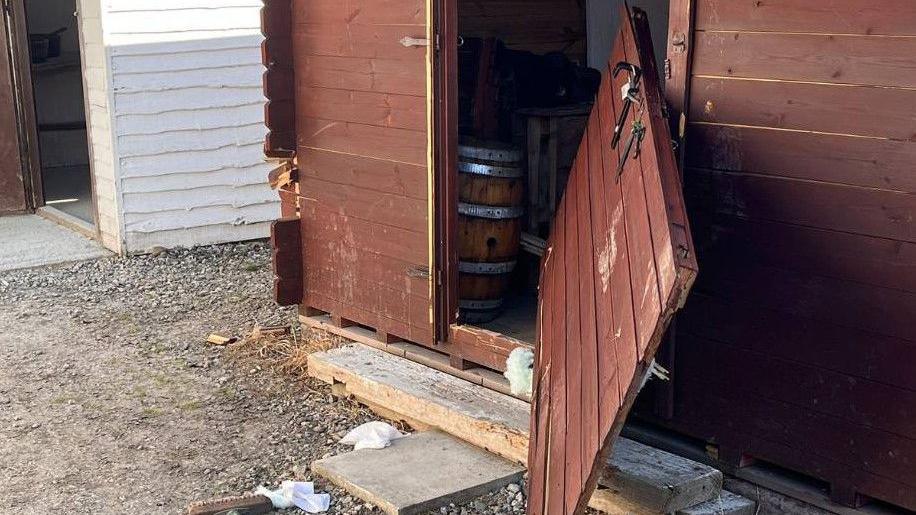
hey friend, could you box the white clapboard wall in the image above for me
[100,0,278,251]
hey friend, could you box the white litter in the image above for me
[504,347,534,397]
[255,481,331,513]
[340,421,406,450]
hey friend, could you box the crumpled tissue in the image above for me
[255,481,330,513]
[339,421,406,450]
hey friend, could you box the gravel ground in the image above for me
[0,242,526,515]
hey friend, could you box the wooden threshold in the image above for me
[448,323,534,373]
[36,206,97,240]
[299,312,519,398]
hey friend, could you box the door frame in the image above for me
[431,0,695,370]
[5,0,41,209]
[5,0,101,238]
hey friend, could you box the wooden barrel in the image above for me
[457,142,524,324]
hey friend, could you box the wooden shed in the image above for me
[263,0,915,512]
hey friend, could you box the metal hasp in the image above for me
[610,61,642,149]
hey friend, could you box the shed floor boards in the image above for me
[42,165,93,224]
[476,293,538,344]
[0,215,109,272]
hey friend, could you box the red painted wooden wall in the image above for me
[528,7,697,514]
[644,0,916,510]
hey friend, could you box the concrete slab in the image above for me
[677,491,757,515]
[0,215,110,272]
[312,431,525,515]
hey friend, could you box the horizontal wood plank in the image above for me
[690,212,916,292]
[299,179,427,233]
[298,117,427,166]
[299,148,427,200]
[691,254,916,342]
[689,77,916,140]
[687,124,916,192]
[297,87,426,132]
[301,202,429,266]
[695,0,916,36]
[293,23,427,61]
[292,0,426,26]
[686,168,916,243]
[678,332,916,436]
[674,369,916,483]
[297,55,427,97]
[680,293,916,393]
[693,31,916,88]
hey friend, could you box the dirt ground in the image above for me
[0,242,524,515]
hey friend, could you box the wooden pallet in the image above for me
[308,344,737,514]
[624,421,909,515]
[300,309,518,398]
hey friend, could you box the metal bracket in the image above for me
[616,120,646,183]
[611,61,642,149]
[400,36,430,47]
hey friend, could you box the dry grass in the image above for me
[227,323,344,380]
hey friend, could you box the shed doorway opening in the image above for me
[25,0,95,227]
[440,0,673,358]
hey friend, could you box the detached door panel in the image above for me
[527,6,697,514]
[287,0,435,345]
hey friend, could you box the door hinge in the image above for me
[664,59,672,80]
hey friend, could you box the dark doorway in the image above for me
[25,0,94,225]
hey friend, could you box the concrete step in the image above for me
[312,431,524,515]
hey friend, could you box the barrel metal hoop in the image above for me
[459,298,504,310]
[458,260,517,275]
[458,144,522,163]
[458,202,524,219]
[458,161,524,178]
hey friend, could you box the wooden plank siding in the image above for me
[649,0,916,510]
[289,0,434,346]
[528,8,697,514]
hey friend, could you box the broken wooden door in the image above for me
[264,0,436,346]
[527,6,697,514]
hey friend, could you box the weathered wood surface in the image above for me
[652,0,916,510]
[308,344,730,514]
[270,217,302,306]
[283,0,434,346]
[528,7,697,515]
[0,7,26,214]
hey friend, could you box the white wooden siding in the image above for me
[79,0,122,253]
[102,0,277,251]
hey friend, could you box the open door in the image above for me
[527,6,697,514]
[0,2,27,214]
[265,0,437,346]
